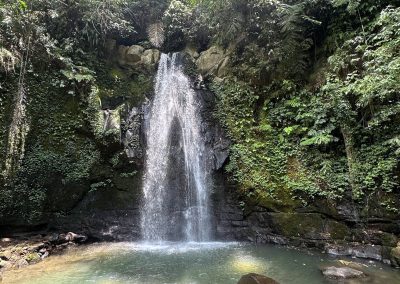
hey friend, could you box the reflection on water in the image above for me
[2,242,400,284]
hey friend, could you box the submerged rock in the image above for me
[237,273,280,284]
[321,266,365,279]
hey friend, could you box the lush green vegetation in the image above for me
[0,0,399,224]
[206,0,400,215]
[205,0,398,215]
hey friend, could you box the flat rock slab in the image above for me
[321,266,365,279]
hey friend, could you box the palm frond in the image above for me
[147,22,165,48]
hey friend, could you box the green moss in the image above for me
[109,68,127,80]
[270,213,323,237]
[25,252,40,263]
[96,62,153,108]
[254,187,300,212]
[270,213,350,240]
[326,220,350,240]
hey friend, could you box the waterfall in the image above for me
[141,53,210,242]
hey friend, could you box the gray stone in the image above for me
[325,244,383,261]
[321,266,365,279]
[65,232,87,243]
[15,258,29,269]
[41,251,49,259]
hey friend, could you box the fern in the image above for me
[278,3,320,77]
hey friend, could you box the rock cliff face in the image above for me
[214,177,399,265]
[44,50,233,241]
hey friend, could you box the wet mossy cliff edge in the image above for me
[0,41,399,267]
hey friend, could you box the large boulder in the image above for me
[141,49,160,66]
[237,273,279,284]
[116,45,160,68]
[321,266,365,279]
[126,45,144,63]
[196,46,226,76]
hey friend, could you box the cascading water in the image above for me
[141,53,210,242]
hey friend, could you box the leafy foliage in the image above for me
[211,1,400,214]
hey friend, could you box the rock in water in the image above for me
[65,232,87,243]
[237,273,280,284]
[321,266,365,279]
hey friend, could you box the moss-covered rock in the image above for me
[24,252,40,264]
[269,213,350,240]
[250,188,301,213]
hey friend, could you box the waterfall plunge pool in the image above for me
[2,242,400,284]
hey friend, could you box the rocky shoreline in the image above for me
[0,232,88,279]
[0,231,398,283]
